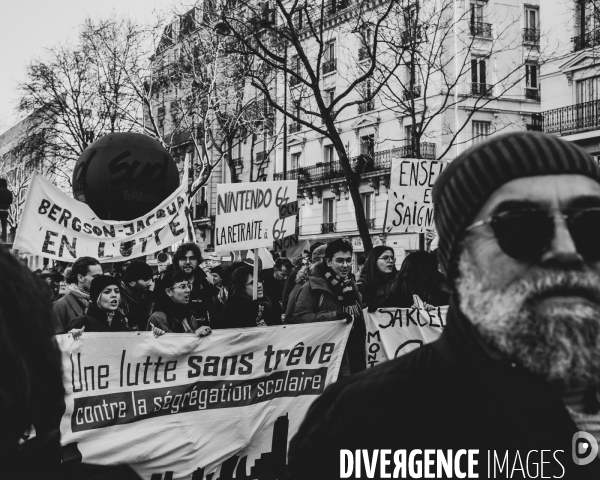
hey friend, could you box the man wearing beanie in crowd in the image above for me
[119,260,154,330]
[288,131,600,478]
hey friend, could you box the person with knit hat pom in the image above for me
[119,260,154,331]
[68,276,132,335]
[288,131,600,479]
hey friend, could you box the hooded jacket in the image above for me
[287,298,600,479]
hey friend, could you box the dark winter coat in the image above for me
[262,270,285,324]
[288,298,600,479]
[215,295,273,329]
[186,268,219,323]
[119,281,151,330]
[52,290,87,334]
[147,302,205,333]
[291,266,365,374]
[67,303,131,332]
[356,273,395,307]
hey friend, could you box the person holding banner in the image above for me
[52,256,103,334]
[291,240,364,374]
[148,270,212,337]
[215,265,273,329]
[68,276,133,334]
[356,246,398,307]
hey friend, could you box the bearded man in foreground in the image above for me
[288,131,600,479]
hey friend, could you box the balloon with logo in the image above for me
[72,133,180,221]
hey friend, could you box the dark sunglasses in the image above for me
[465,208,600,261]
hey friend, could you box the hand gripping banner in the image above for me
[13,171,189,262]
[57,322,351,479]
[364,305,448,368]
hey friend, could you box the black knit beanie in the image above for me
[90,275,120,304]
[433,131,600,280]
[124,260,153,282]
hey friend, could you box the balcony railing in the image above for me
[470,22,492,38]
[322,59,337,75]
[321,222,336,233]
[523,28,540,45]
[358,47,368,61]
[543,99,600,135]
[289,122,301,134]
[403,85,422,101]
[573,28,600,52]
[358,100,375,114]
[525,88,540,101]
[471,83,493,96]
[274,144,437,181]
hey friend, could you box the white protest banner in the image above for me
[384,157,447,233]
[215,180,297,253]
[364,306,448,368]
[13,171,188,262]
[58,321,350,479]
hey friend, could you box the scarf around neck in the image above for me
[323,265,359,307]
[68,284,90,304]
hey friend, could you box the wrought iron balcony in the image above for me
[397,142,436,159]
[322,59,337,75]
[471,83,493,96]
[525,88,540,101]
[403,85,422,101]
[321,222,336,233]
[358,100,375,114]
[527,113,543,132]
[543,99,600,135]
[573,28,600,52]
[470,22,492,38]
[523,28,540,45]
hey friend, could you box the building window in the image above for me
[323,198,335,225]
[471,58,490,95]
[525,7,538,30]
[472,121,491,145]
[525,63,539,100]
[291,152,300,171]
[577,76,600,103]
[323,42,337,74]
[360,134,375,158]
[324,145,336,164]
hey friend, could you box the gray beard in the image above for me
[455,252,600,391]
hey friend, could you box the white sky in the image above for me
[0,0,184,135]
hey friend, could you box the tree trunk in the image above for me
[330,132,373,255]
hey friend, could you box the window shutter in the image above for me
[480,60,486,84]
[471,59,478,83]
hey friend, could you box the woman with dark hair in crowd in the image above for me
[384,250,450,308]
[356,246,397,307]
[68,276,132,335]
[214,265,273,329]
[148,271,212,338]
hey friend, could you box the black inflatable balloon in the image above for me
[72,133,180,221]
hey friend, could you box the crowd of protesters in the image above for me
[37,237,449,379]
